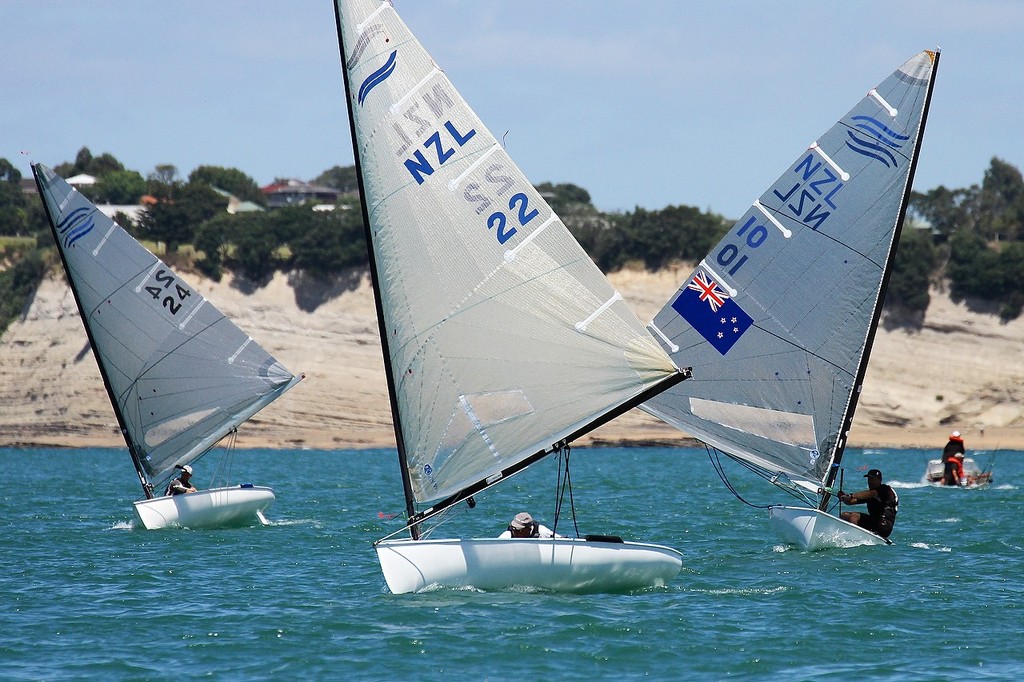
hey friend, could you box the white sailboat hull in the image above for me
[375,537,683,594]
[768,506,892,550]
[132,485,275,530]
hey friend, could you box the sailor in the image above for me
[165,464,197,496]
[499,512,562,539]
[941,431,966,485]
[839,469,899,539]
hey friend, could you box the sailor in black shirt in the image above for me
[839,468,899,539]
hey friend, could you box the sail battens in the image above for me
[575,292,623,332]
[504,215,557,262]
[809,142,851,181]
[459,395,500,458]
[390,67,441,114]
[34,163,300,489]
[177,298,206,330]
[696,260,738,297]
[340,0,684,530]
[648,322,680,354]
[92,224,117,256]
[641,50,937,499]
[356,2,388,34]
[447,144,500,191]
[869,88,898,117]
[134,263,161,293]
[229,337,253,364]
[753,201,792,238]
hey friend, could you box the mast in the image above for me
[333,2,420,539]
[819,50,940,510]
[33,165,154,499]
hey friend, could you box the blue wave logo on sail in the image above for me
[845,115,909,168]
[672,270,753,355]
[358,50,397,106]
[56,206,95,248]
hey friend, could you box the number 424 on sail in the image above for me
[144,269,192,315]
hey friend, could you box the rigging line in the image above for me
[553,445,565,531]
[706,445,770,509]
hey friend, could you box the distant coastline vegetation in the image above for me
[2,147,1023,335]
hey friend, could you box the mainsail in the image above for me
[641,51,939,501]
[34,164,302,495]
[334,0,686,526]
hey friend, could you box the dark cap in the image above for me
[864,469,882,479]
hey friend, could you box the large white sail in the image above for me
[35,164,301,488]
[335,0,681,506]
[642,51,939,489]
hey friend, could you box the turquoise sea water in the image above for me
[1,445,1021,680]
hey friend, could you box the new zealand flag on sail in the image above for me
[672,270,753,355]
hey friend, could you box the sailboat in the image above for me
[334,0,690,593]
[33,164,302,529]
[640,50,940,550]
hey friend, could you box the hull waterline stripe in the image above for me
[390,68,441,114]
[869,89,898,117]
[448,144,499,191]
[504,215,557,262]
[93,224,117,256]
[809,142,851,182]
[648,322,680,354]
[576,292,622,332]
[754,200,792,238]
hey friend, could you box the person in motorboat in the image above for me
[499,512,563,539]
[940,431,966,485]
[838,469,899,539]
[164,464,197,496]
[952,451,975,486]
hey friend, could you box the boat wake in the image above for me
[889,480,930,489]
[264,518,322,528]
[702,585,788,597]
[910,542,951,552]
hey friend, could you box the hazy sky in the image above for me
[4,1,1022,215]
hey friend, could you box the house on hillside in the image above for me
[212,187,264,214]
[260,179,339,208]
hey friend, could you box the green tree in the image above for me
[313,165,360,194]
[885,225,937,316]
[946,229,993,301]
[192,212,235,280]
[0,158,28,235]
[0,248,46,335]
[147,164,179,196]
[94,169,146,205]
[189,165,265,205]
[137,182,225,253]
[290,205,368,278]
[535,182,594,215]
[229,212,279,281]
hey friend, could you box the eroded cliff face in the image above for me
[2,268,1022,450]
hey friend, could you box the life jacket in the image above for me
[867,485,898,526]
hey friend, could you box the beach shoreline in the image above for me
[2,268,1022,453]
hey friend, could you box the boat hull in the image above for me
[923,458,993,488]
[375,537,683,594]
[769,506,891,550]
[132,485,274,529]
